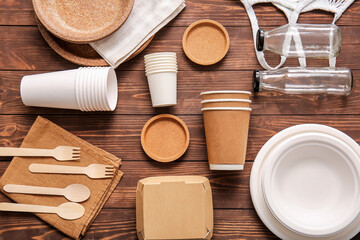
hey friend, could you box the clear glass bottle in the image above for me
[257,24,342,58]
[253,67,353,95]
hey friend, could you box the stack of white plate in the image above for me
[250,124,360,240]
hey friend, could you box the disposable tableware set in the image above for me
[1,0,360,239]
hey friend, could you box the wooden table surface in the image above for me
[0,0,360,239]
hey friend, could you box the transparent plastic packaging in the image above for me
[257,24,342,58]
[253,67,353,95]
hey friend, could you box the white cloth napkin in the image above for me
[90,0,186,68]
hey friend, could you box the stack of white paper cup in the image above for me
[144,52,178,107]
[20,67,118,111]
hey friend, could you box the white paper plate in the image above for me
[250,124,360,240]
[262,132,360,237]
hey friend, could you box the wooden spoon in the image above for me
[4,184,90,203]
[0,202,85,220]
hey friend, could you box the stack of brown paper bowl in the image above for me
[200,90,252,171]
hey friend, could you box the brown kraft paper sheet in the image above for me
[0,116,123,239]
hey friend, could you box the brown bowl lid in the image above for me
[36,17,154,66]
[182,19,230,65]
[33,0,135,43]
[141,114,190,163]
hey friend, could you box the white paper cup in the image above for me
[145,59,177,65]
[146,71,177,107]
[79,67,118,111]
[77,67,93,111]
[144,55,177,62]
[92,68,102,111]
[92,68,106,111]
[96,68,108,110]
[75,67,86,111]
[21,69,79,110]
[146,61,177,65]
[144,52,176,59]
[87,68,97,111]
[21,67,118,111]
[145,54,176,58]
[145,62,178,69]
[146,66,178,74]
[103,67,118,111]
[145,63,177,72]
[145,58,177,64]
[146,69,178,76]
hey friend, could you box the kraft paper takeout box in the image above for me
[136,176,213,240]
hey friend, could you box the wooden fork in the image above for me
[0,146,81,161]
[29,163,114,179]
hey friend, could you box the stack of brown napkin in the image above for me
[0,116,123,239]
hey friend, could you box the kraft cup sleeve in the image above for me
[203,109,250,166]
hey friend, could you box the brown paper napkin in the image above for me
[0,116,123,239]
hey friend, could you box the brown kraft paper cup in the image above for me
[201,91,251,100]
[202,100,251,108]
[202,107,251,170]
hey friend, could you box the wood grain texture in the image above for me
[0,26,359,71]
[0,70,359,115]
[0,0,360,239]
[0,0,359,27]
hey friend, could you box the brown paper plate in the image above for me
[141,114,190,163]
[33,0,135,43]
[182,19,230,65]
[37,18,154,66]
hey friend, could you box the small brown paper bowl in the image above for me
[201,107,251,170]
[201,99,251,108]
[182,19,230,65]
[141,114,190,162]
[201,90,251,100]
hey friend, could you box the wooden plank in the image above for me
[0,10,35,26]
[0,70,359,115]
[0,208,281,239]
[0,26,359,71]
[0,115,358,162]
[0,0,359,27]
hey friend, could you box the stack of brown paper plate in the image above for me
[36,18,154,66]
[33,0,154,66]
[33,0,135,43]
